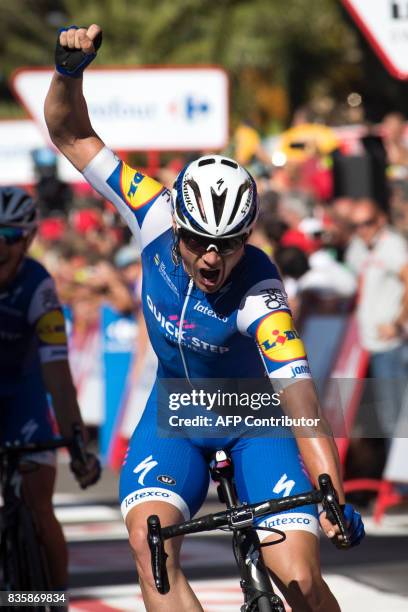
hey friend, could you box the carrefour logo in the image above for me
[186,96,209,119]
[168,96,210,121]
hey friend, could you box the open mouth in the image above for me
[198,267,221,288]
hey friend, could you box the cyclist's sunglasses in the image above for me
[178,228,247,256]
[0,227,28,245]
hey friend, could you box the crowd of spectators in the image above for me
[25,109,408,492]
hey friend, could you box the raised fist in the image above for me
[55,24,102,78]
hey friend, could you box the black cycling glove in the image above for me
[55,26,102,78]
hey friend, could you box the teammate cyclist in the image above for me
[0,185,100,595]
[45,24,364,611]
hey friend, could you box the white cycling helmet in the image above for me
[0,186,37,230]
[172,155,258,238]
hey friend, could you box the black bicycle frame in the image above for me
[211,451,285,611]
[0,427,88,602]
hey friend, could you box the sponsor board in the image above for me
[12,67,229,150]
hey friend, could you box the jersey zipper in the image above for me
[178,277,194,385]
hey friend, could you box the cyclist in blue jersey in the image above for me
[0,186,100,594]
[45,25,364,611]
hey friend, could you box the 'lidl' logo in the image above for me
[36,310,67,345]
[120,163,163,210]
[256,311,305,362]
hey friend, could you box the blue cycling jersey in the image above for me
[84,147,312,385]
[0,257,67,390]
[83,147,318,536]
[0,257,67,446]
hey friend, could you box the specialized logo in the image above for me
[256,311,305,362]
[36,310,67,345]
[273,473,295,497]
[133,455,158,485]
[157,475,177,486]
[120,163,163,210]
[154,253,160,266]
[21,418,39,442]
[260,288,288,311]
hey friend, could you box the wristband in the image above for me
[55,26,102,78]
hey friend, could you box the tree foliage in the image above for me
[1,0,360,127]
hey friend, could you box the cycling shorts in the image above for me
[119,383,318,540]
[0,373,56,467]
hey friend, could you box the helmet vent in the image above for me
[185,178,207,223]
[221,159,238,169]
[198,158,215,167]
[226,179,251,226]
[210,187,227,225]
[175,198,186,224]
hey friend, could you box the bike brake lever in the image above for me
[318,474,351,549]
[147,515,170,594]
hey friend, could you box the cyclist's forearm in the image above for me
[45,73,90,142]
[296,435,345,503]
[41,359,85,440]
[44,72,102,169]
[279,379,345,501]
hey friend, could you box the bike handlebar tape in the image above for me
[55,26,102,78]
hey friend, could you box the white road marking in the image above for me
[70,575,408,611]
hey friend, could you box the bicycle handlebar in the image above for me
[147,473,350,594]
[0,424,88,467]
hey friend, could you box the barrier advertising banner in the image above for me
[12,67,229,151]
[99,305,138,464]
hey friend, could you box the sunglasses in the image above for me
[0,227,28,245]
[178,228,247,256]
[352,217,378,231]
